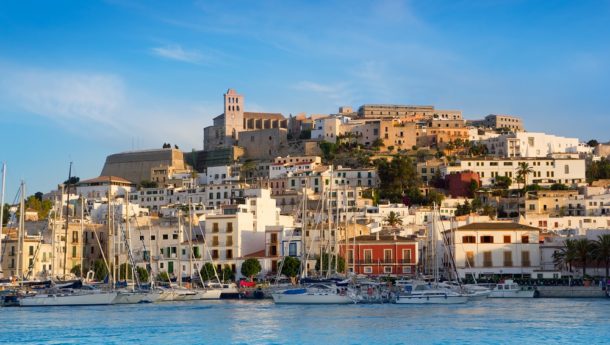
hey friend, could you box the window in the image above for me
[521,235,529,244]
[213,236,219,246]
[213,223,219,233]
[151,235,156,241]
[466,251,475,267]
[162,234,168,240]
[384,266,392,274]
[227,223,233,233]
[72,231,78,243]
[172,234,178,240]
[226,249,233,259]
[480,236,494,243]
[402,266,412,274]
[212,250,219,259]
[363,266,373,274]
[226,236,233,246]
[503,235,511,244]
[72,246,77,258]
[364,249,372,264]
[402,249,412,264]
[348,249,354,262]
[483,251,493,267]
[462,236,476,243]
[503,251,512,267]
[522,251,531,267]
[289,243,297,256]
[384,249,392,263]
[29,246,34,256]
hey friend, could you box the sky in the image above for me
[0,0,609,200]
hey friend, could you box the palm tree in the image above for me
[553,238,577,273]
[516,162,534,191]
[573,238,595,278]
[384,211,403,228]
[593,234,610,280]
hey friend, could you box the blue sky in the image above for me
[1,0,609,199]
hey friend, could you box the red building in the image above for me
[445,171,480,198]
[339,234,418,276]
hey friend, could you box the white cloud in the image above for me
[293,81,354,105]
[0,64,212,150]
[151,44,203,64]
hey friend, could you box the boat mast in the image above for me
[327,165,333,278]
[17,181,25,284]
[300,186,306,278]
[63,162,72,279]
[188,198,194,285]
[0,163,5,277]
[177,209,182,287]
[107,190,114,288]
[80,197,84,278]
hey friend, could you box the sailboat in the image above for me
[395,205,469,305]
[113,193,161,304]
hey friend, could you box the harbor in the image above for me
[1,298,609,344]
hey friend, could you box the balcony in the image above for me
[522,261,531,267]
[483,261,493,268]
[503,261,513,267]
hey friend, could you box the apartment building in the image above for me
[445,222,541,279]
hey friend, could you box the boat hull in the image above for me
[488,290,535,298]
[113,291,161,304]
[395,294,468,304]
[272,293,354,304]
[19,292,117,307]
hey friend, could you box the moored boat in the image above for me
[19,289,117,307]
[272,284,356,304]
[488,280,536,298]
[395,282,468,304]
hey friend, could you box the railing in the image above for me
[483,261,493,267]
[503,261,513,267]
[522,261,531,267]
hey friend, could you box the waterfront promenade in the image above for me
[1,298,608,344]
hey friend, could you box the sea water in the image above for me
[1,298,608,344]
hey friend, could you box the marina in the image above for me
[1,298,609,344]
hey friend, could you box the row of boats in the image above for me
[1,280,239,307]
[271,279,537,304]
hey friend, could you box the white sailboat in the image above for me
[272,283,355,304]
[396,205,469,305]
[20,286,117,307]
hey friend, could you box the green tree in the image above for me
[92,259,108,281]
[139,180,158,189]
[280,257,301,284]
[384,211,403,227]
[240,258,262,281]
[63,176,80,185]
[315,253,346,274]
[70,264,82,277]
[593,234,610,280]
[200,262,216,281]
[222,265,235,282]
[493,176,512,190]
[156,271,170,282]
[136,266,149,283]
[319,141,339,161]
[425,190,445,206]
[550,183,569,190]
[375,156,422,204]
[573,238,595,278]
[2,203,10,226]
[468,180,479,198]
[516,162,534,190]
[25,195,53,220]
[587,139,599,147]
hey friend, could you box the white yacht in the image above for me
[272,284,356,304]
[19,288,117,307]
[488,280,536,298]
[113,290,161,304]
[395,282,468,304]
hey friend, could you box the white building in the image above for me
[76,176,136,200]
[444,157,586,188]
[481,132,582,158]
[446,222,541,279]
[311,115,351,141]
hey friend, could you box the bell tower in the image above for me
[224,89,244,146]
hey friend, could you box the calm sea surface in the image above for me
[1,298,608,344]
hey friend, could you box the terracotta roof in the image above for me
[78,176,133,185]
[243,249,266,258]
[351,235,416,242]
[455,222,540,231]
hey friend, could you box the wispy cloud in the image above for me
[151,44,203,64]
[0,63,213,150]
[293,81,354,106]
